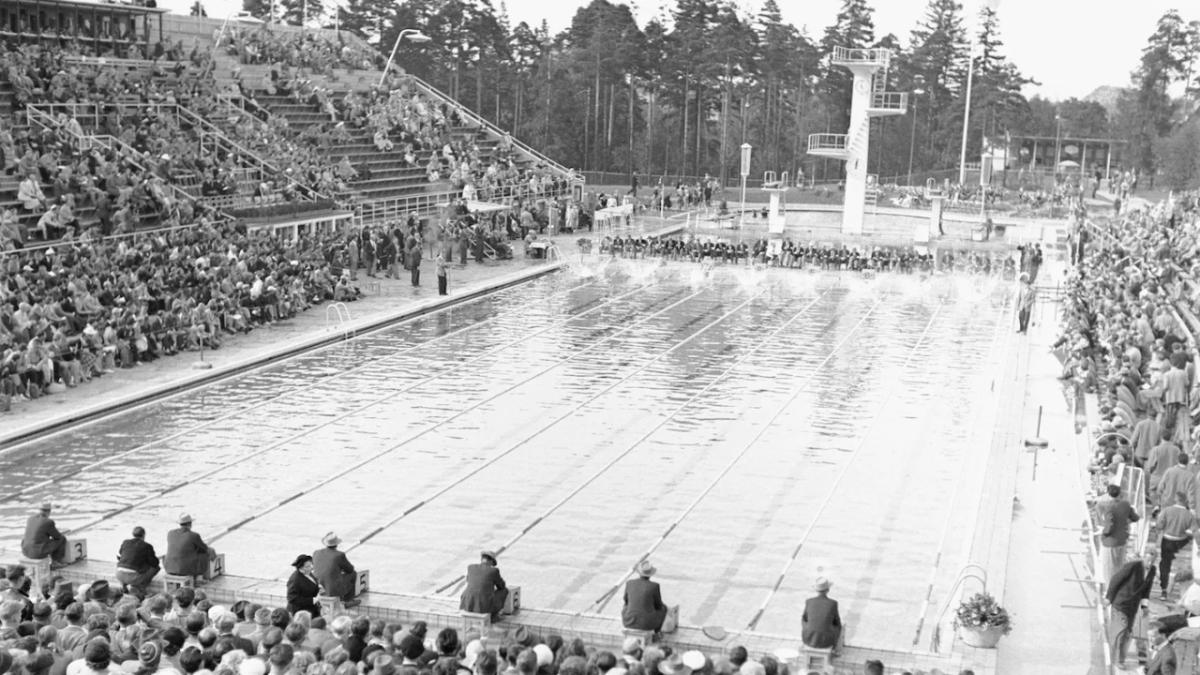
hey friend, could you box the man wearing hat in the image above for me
[312,533,360,607]
[116,526,160,600]
[21,502,66,568]
[622,560,667,632]
[460,550,507,622]
[165,513,216,578]
[287,554,321,615]
[801,577,842,650]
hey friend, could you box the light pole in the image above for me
[739,143,752,232]
[906,75,926,187]
[1054,113,1064,174]
[957,43,981,186]
[379,29,431,89]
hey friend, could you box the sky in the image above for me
[160,0,1190,101]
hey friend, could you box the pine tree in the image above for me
[818,0,875,130]
[1118,9,1195,178]
[907,0,968,168]
[967,6,1031,164]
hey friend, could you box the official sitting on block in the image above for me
[21,502,66,568]
[460,550,508,622]
[287,554,322,616]
[622,559,667,632]
[801,576,842,651]
[165,513,217,578]
[116,526,160,600]
[313,533,360,608]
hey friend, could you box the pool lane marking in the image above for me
[741,300,947,631]
[427,284,840,595]
[0,274,601,464]
[910,287,1014,647]
[184,283,713,544]
[56,280,667,536]
[585,294,888,615]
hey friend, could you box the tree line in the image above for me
[238,0,1200,190]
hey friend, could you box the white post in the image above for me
[739,143,751,232]
[957,48,977,187]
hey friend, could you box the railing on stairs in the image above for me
[927,563,988,653]
[399,74,580,182]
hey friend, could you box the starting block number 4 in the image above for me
[355,570,370,595]
[206,553,225,580]
[502,586,521,615]
[64,539,88,564]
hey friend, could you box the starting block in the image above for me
[802,646,834,671]
[205,554,225,580]
[461,610,491,634]
[355,570,370,595]
[317,595,343,616]
[63,538,88,564]
[502,585,521,615]
[163,574,196,592]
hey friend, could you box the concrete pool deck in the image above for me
[0,215,1093,673]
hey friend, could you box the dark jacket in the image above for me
[164,527,212,577]
[801,594,842,649]
[621,577,666,631]
[459,563,506,615]
[1107,559,1156,616]
[287,570,322,615]
[313,547,356,599]
[117,537,159,573]
[21,514,64,559]
[1101,498,1140,547]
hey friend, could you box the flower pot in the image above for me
[958,624,1004,648]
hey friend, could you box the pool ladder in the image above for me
[925,563,988,653]
[326,302,353,338]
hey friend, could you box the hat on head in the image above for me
[178,513,193,525]
[291,554,313,568]
[480,550,497,564]
[322,532,341,547]
[139,641,162,669]
[463,640,486,669]
[812,576,832,592]
[634,559,656,577]
[657,654,692,675]
[532,644,554,668]
[681,652,706,672]
[38,502,52,512]
[31,601,52,620]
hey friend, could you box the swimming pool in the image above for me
[0,261,1012,652]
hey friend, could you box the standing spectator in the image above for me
[1016,273,1035,334]
[286,554,321,617]
[1107,546,1158,667]
[409,239,422,287]
[1156,491,1193,599]
[164,513,217,578]
[1098,484,1140,587]
[436,252,448,296]
[115,526,160,600]
[21,502,66,568]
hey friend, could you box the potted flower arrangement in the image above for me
[953,591,1013,648]
[577,238,593,254]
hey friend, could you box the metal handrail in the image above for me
[807,133,848,152]
[928,563,989,653]
[831,46,892,66]
[870,91,909,110]
[398,73,579,181]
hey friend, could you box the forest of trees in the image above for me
[241,0,1200,190]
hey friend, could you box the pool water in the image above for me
[0,261,1012,653]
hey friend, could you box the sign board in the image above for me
[355,569,371,595]
[206,553,225,580]
[64,538,88,564]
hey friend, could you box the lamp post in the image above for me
[379,29,431,89]
[739,143,752,233]
[906,75,926,187]
[957,43,981,186]
[1054,113,1064,174]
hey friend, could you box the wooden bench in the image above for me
[801,647,834,672]
[622,628,655,645]
[461,610,491,633]
[317,595,343,616]
[18,556,51,593]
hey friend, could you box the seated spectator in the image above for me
[802,576,842,650]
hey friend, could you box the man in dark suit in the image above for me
[460,550,507,621]
[21,502,66,567]
[802,576,842,650]
[164,513,216,578]
[1107,545,1158,667]
[622,559,666,632]
[313,532,360,608]
[115,526,160,599]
